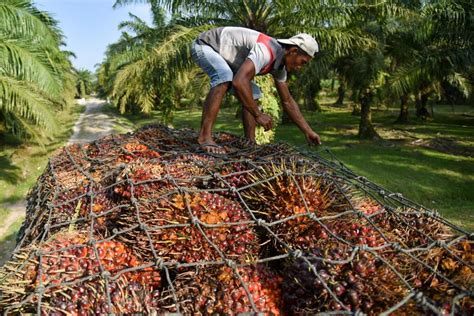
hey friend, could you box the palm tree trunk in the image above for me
[304,79,321,112]
[358,89,380,139]
[334,81,346,106]
[351,90,361,115]
[415,92,431,120]
[304,91,321,112]
[395,93,409,123]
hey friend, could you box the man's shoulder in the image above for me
[221,26,261,38]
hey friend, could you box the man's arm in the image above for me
[232,59,272,131]
[274,78,321,145]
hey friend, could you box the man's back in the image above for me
[197,26,284,76]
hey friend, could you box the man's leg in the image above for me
[198,82,230,153]
[242,106,256,145]
[241,82,262,146]
[191,40,233,154]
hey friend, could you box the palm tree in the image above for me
[389,0,473,121]
[97,3,209,116]
[0,0,74,138]
[75,69,95,98]
[109,0,375,142]
[330,1,430,138]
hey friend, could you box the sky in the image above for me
[34,0,153,71]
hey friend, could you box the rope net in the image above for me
[0,124,472,315]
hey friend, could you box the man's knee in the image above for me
[210,81,231,94]
[217,81,232,89]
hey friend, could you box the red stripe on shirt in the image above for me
[257,33,275,74]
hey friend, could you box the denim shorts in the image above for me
[191,40,262,100]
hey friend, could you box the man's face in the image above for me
[284,47,312,72]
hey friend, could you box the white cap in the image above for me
[277,33,319,57]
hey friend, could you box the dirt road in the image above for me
[68,98,122,144]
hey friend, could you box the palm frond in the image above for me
[111,25,209,113]
[0,39,63,97]
[0,75,57,130]
[118,13,152,35]
[0,0,62,47]
[0,0,74,137]
[113,0,150,9]
[108,47,148,72]
[446,72,472,99]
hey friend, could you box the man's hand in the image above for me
[255,113,273,131]
[305,130,322,146]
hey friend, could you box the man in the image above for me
[191,26,322,154]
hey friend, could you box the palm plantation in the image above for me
[103,0,472,138]
[0,0,472,314]
[0,0,471,215]
[1,0,471,147]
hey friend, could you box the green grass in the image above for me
[0,103,85,204]
[106,101,474,232]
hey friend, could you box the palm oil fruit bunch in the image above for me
[19,187,91,245]
[281,246,409,314]
[121,141,161,162]
[0,232,161,315]
[351,197,382,216]
[162,153,213,184]
[134,125,186,149]
[245,142,292,159]
[83,191,121,233]
[156,265,283,314]
[116,192,259,263]
[113,162,170,199]
[407,239,473,314]
[16,159,88,244]
[372,209,451,247]
[84,134,126,161]
[244,160,350,251]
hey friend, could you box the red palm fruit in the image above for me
[84,134,128,161]
[113,162,171,199]
[127,192,259,262]
[407,239,474,314]
[281,244,416,315]
[206,161,251,197]
[163,154,214,186]
[116,192,259,263]
[19,188,89,245]
[0,232,160,315]
[134,125,186,149]
[122,142,161,161]
[371,210,450,247]
[352,198,382,216]
[156,265,283,314]
[215,131,241,144]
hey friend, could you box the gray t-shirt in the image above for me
[197,27,287,82]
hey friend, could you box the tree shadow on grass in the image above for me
[0,154,21,184]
